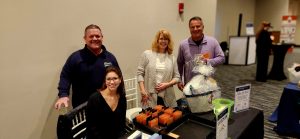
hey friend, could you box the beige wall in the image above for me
[291,0,300,44]
[215,0,256,42]
[255,0,289,33]
[215,0,300,44]
[255,0,300,44]
[0,0,298,138]
[0,0,217,139]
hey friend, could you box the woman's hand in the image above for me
[177,82,184,91]
[155,82,170,92]
[141,91,150,106]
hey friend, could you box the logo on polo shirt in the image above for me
[104,62,112,67]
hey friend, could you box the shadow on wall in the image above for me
[40,102,59,139]
[28,74,62,139]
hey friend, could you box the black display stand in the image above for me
[268,44,292,81]
[194,108,264,139]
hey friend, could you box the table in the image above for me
[125,107,264,139]
[274,83,300,138]
[195,107,264,139]
[230,108,264,139]
[268,44,292,81]
[228,36,256,65]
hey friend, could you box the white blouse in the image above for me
[156,53,167,84]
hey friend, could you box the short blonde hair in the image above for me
[151,29,174,54]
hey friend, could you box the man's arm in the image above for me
[207,39,225,66]
[177,44,185,91]
[55,55,75,109]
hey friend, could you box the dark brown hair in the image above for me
[189,16,202,26]
[84,24,102,36]
[100,66,125,95]
[256,21,271,39]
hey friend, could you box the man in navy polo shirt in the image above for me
[54,24,121,110]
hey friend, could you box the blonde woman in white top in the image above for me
[137,29,180,108]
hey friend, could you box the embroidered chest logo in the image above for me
[104,62,112,67]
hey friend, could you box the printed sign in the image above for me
[280,15,297,43]
[246,23,254,35]
[234,84,251,112]
[216,107,229,139]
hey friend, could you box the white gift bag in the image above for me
[287,63,300,83]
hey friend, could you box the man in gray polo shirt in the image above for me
[177,16,225,91]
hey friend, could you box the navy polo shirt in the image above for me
[57,45,120,107]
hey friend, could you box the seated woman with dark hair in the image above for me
[86,66,126,139]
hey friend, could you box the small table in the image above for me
[194,108,264,139]
[275,83,300,138]
[124,108,264,139]
[268,44,292,81]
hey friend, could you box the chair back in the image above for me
[124,77,139,109]
[57,77,138,139]
[57,102,87,139]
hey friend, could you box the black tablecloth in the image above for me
[125,107,264,139]
[194,107,264,139]
[268,44,292,81]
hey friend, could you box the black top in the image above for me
[86,91,127,139]
[57,45,121,107]
[256,30,272,53]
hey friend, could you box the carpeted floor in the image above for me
[214,47,300,139]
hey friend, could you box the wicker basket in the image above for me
[185,90,221,113]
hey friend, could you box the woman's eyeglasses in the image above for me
[106,77,119,82]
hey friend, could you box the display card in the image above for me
[216,106,229,139]
[234,84,251,112]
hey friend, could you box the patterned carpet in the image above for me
[214,47,300,139]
